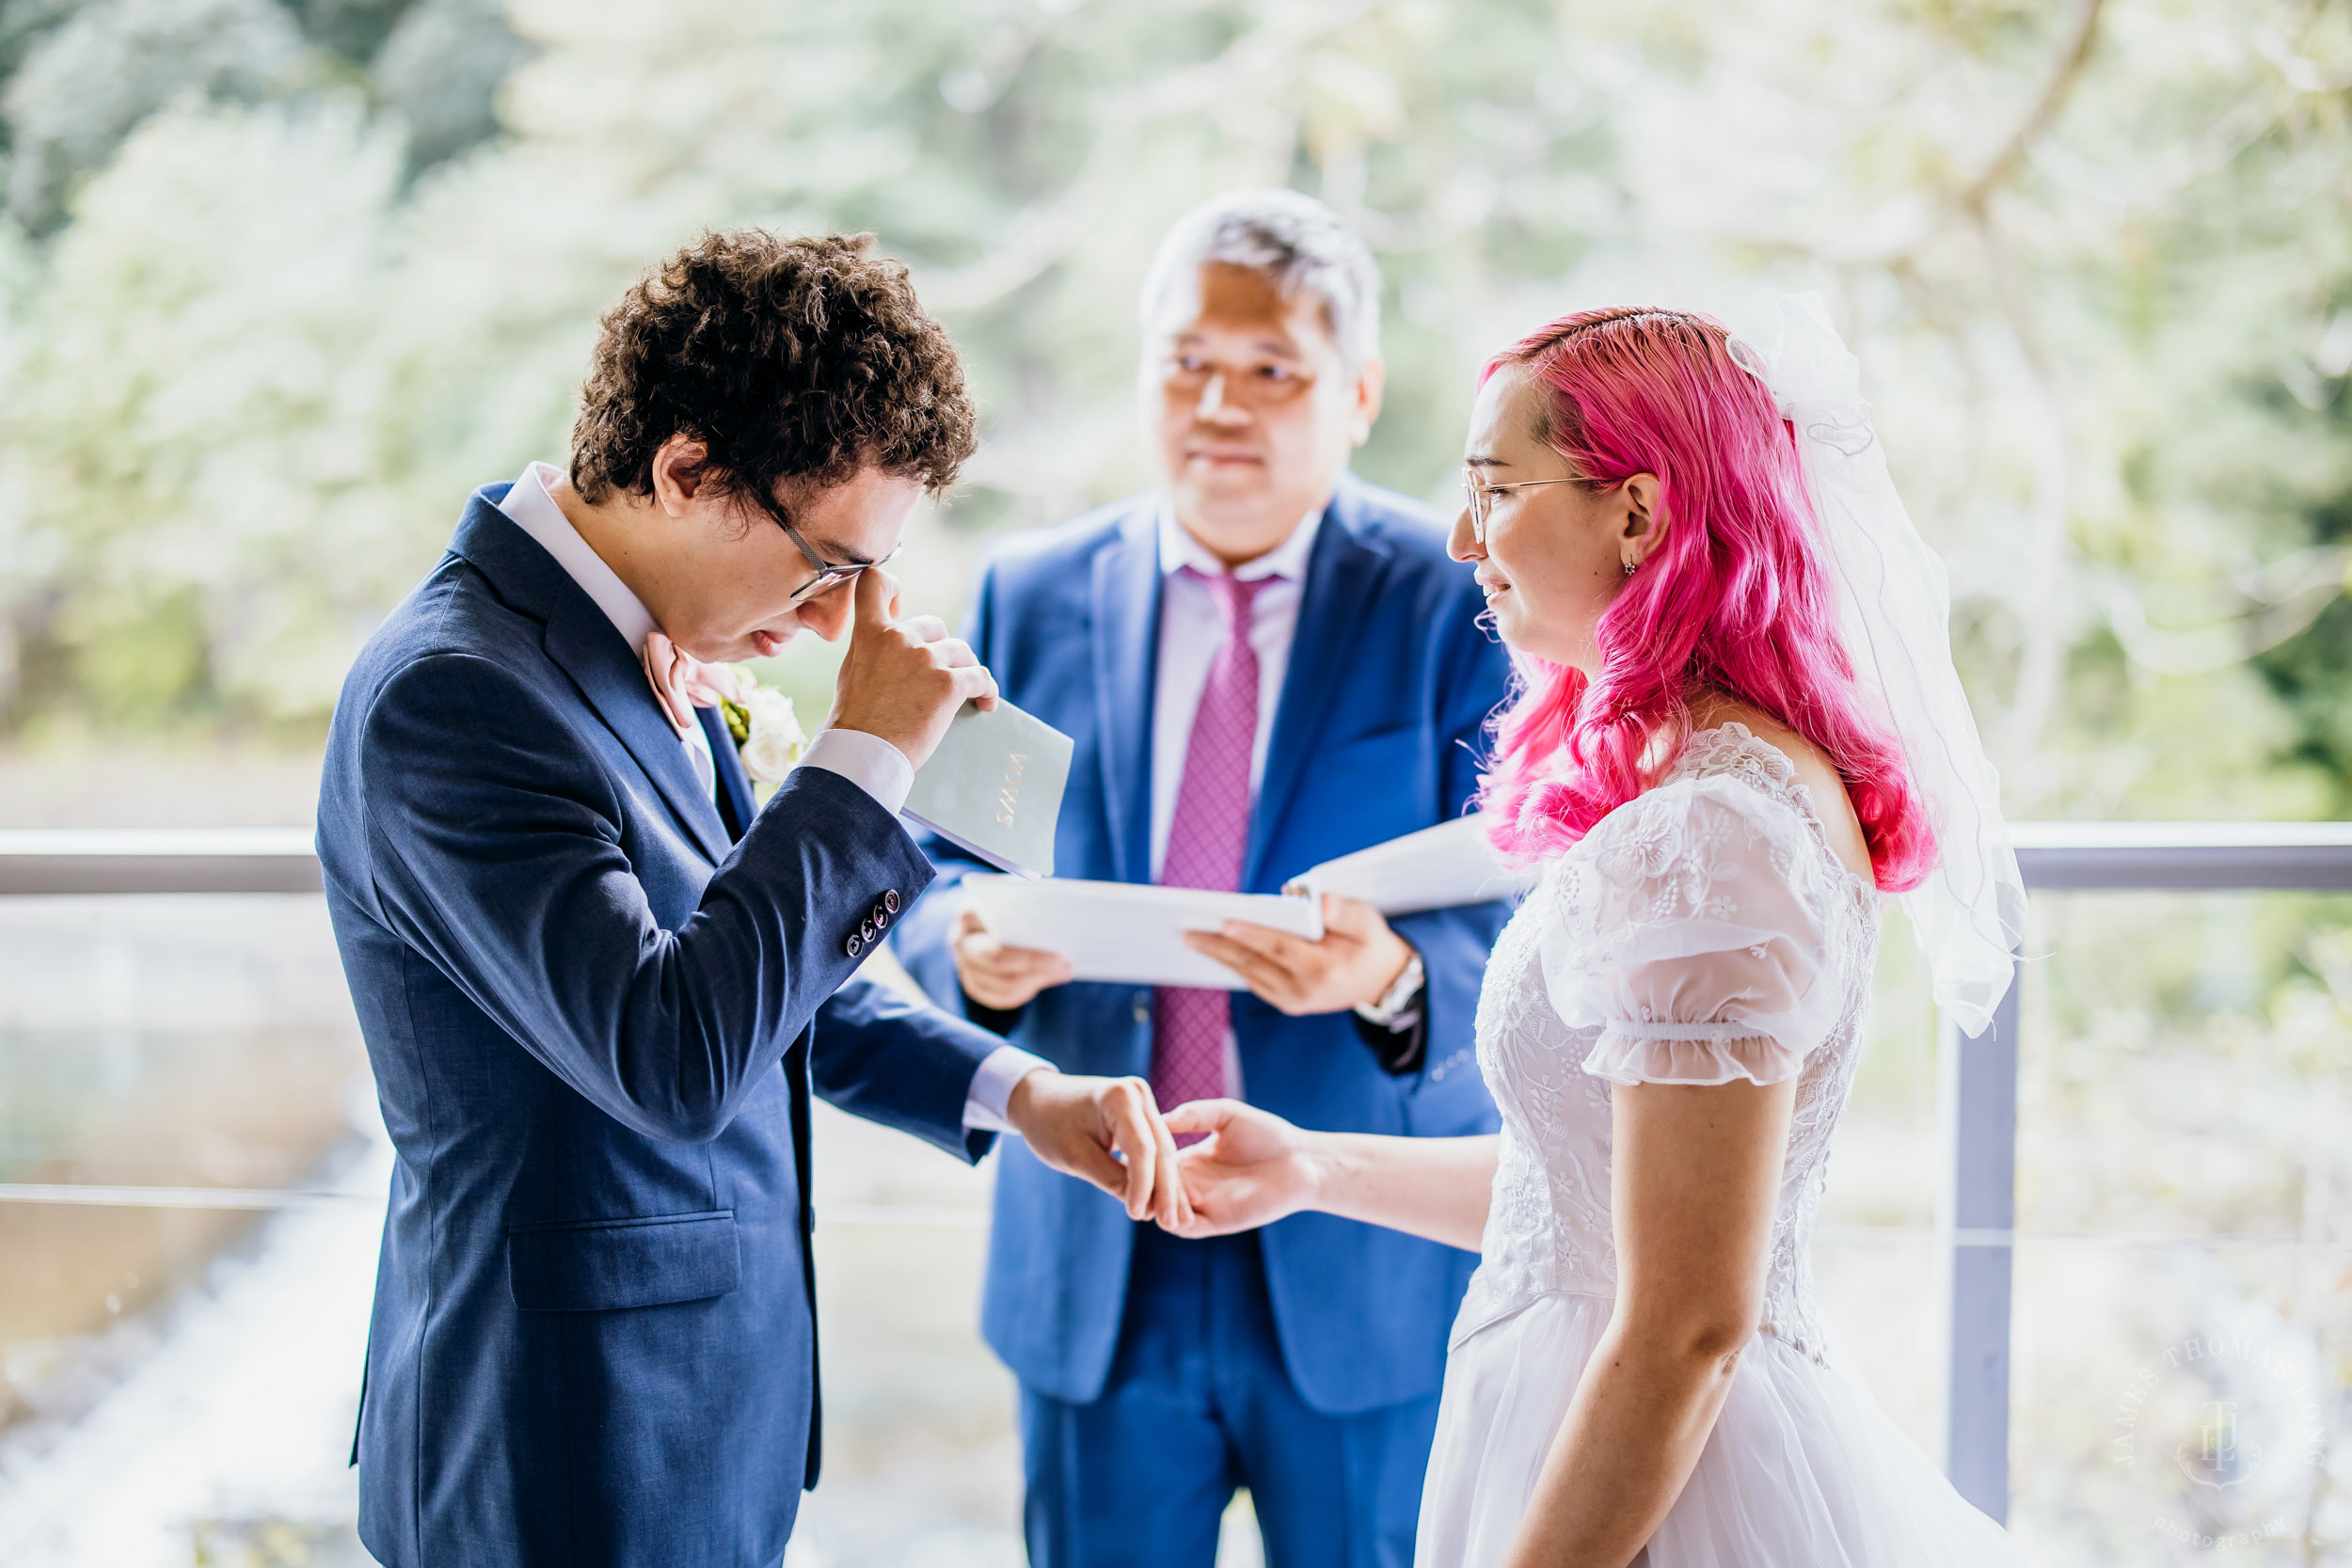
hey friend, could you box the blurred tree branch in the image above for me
[1963,0,2108,217]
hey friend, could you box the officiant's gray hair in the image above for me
[1140,190,1382,370]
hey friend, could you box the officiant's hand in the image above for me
[951,905,1074,1010]
[826,566,998,768]
[1182,894,1414,1016]
[1006,1069,1192,1227]
[1157,1099,1318,1239]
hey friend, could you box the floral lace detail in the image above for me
[1454,725,1881,1364]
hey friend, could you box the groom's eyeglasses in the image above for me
[756,495,903,604]
[1462,471,1584,544]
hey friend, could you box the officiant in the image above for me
[891,191,1511,1568]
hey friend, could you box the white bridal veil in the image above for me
[1724,292,2027,1037]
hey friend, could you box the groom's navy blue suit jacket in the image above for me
[317,487,1003,1568]
[894,472,1511,1416]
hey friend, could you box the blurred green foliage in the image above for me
[0,0,2345,822]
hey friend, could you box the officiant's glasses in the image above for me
[1462,471,1583,544]
[758,497,903,603]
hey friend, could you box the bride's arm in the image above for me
[1160,1100,1498,1251]
[1500,1076,1795,1568]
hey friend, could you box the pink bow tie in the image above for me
[642,631,744,735]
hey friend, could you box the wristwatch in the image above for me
[1353,947,1426,1029]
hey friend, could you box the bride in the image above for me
[1167,296,2031,1567]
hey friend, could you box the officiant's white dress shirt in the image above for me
[498,461,1046,1130]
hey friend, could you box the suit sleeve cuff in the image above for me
[961,1044,1055,1132]
[798,727,915,816]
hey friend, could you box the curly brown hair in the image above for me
[568,230,977,515]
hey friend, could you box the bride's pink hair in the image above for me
[1475,306,1934,894]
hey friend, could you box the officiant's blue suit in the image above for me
[893,472,1511,1566]
[317,486,1004,1568]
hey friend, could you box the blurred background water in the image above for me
[0,1,2348,1564]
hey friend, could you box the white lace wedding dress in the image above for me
[1417,726,2026,1566]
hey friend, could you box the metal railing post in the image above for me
[1943,958,2021,1522]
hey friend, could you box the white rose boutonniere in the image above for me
[721,675,807,790]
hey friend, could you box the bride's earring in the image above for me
[1622,559,1637,578]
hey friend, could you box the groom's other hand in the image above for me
[1006,1069,1192,1228]
[828,564,999,768]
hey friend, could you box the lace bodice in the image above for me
[1455,725,1882,1363]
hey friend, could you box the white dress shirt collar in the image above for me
[496,461,717,797]
[498,462,661,656]
[1155,498,1325,582]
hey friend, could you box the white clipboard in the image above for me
[961,875,1324,990]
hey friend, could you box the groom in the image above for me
[316,230,1182,1568]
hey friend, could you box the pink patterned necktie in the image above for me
[1153,568,1271,1117]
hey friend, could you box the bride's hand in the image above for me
[1159,1100,1322,1239]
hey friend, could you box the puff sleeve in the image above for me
[1536,776,1851,1087]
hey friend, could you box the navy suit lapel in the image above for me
[1090,509,1162,887]
[698,705,758,843]
[450,494,733,864]
[1246,478,1391,892]
[541,607,734,864]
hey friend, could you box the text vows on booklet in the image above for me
[900,698,1074,879]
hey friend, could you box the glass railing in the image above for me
[2,826,2345,1568]
[0,847,1021,1568]
[1809,826,2352,1567]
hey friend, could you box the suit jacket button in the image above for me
[872,905,890,930]
[859,919,876,942]
[846,934,863,958]
[882,889,900,914]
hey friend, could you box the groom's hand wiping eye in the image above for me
[825,565,1000,768]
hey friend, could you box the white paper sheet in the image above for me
[1286,814,1534,915]
[961,875,1324,990]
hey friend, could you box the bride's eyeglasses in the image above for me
[1462,471,1583,544]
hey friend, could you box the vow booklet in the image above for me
[1283,814,1536,915]
[901,698,1073,878]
